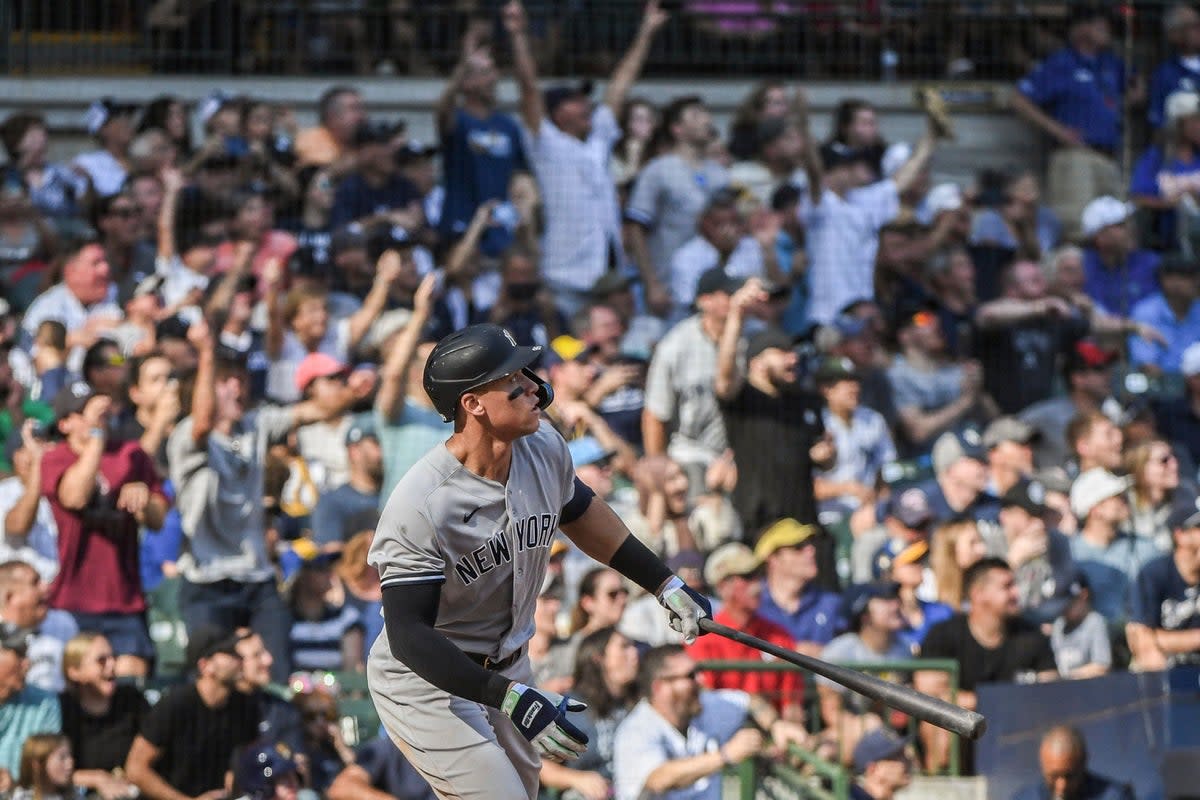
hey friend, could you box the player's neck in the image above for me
[446,432,514,484]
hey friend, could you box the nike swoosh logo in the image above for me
[463,506,482,523]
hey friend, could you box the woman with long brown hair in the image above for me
[929,520,988,610]
[13,733,74,800]
[1124,438,1181,552]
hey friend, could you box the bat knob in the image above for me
[963,711,988,741]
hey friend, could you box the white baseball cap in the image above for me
[1182,342,1200,378]
[1080,196,1133,239]
[1167,91,1200,124]
[1070,468,1132,519]
[926,183,964,217]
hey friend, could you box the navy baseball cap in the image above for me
[842,582,899,632]
[695,267,744,298]
[235,741,299,798]
[853,729,911,774]
[885,487,933,530]
[544,80,594,117]
[186,625,240,667]
[931,429,986,475]
[345,418,378,446]
[1168,497,1200,531]
[1001,478,1050,516]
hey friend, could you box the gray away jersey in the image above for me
[368,421,577,661]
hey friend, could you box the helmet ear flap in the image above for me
[523,368,554,411]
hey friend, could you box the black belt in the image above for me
[465,648,523,671]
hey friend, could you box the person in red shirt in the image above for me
[41,380,167,678]
[686,542,805,719]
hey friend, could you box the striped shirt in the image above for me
[290,603,364,671]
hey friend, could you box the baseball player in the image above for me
[367,323,711,800]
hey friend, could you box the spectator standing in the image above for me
[168,321,365,683]
[916,558,1058,773]
[436,25,528,258]
[21,238,121,375]
[975,259,1089,415]
[716,281,831,536]
[1126,499,1200,670]
[373,274,450,501]
[0,633,60,778]
[288,552,364,673]
[295,86,365,174]
[73,98,138,198]
[1128,253,1200,377]
[0,421,58,582]
[1149,4,1200,129]
[643,267,738,490]
[626,95,730,318]
[888,306,989,456]
[686,544,804,716]
[508,0,666,316]
[311,420,383,548]
[1080,197,1162,319]
[42,382,166,678]
[124,626,259,800]
[728,116,807,209]
[815,356,896,520]
[1011,6,1130,241]
[59,632,146,799]
[755,519,844,653]
[926,246,978,360]
[668,189,776,318]
[573,302,646,450]
[1012,726,1133,800]
[0,561,77,694]
[1131,90,1200,248]
[481,248,565,348]
[612,645,806,800]
[849,729,913,800]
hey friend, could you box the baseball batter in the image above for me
[367,324,711,800]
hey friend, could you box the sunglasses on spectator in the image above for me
[603,587,629,600]
[108,206,140,218]
[658,669,700,683]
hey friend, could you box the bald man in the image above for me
[1012,726,1132,800]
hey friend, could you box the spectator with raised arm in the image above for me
[0,420,58,582]
[507,0,668,316]
[625,95,729,318]
[1079,197,1160,318]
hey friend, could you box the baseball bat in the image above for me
[698,618,987,740]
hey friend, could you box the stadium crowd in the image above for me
[0,0,1198,798]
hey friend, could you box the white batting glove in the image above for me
[657,575,713,644]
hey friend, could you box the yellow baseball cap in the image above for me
[754,518,819,560]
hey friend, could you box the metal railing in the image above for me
[698,657,965,785]
[0,1,1179,79]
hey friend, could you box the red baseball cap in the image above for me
[294,353,349,394]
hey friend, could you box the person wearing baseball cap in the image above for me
[849,728,912,800]
[849,486,933,588]
[687,543,804,713]
[982,416,1038,498]
[1022,339,1121,469]
[309,418,383,549]
[1068,469,1160,624]
[872,537,953,652]
[233,740,302,800]
[1047,569,1113,680]
[74,98,139,197]
[1078,196,1161,317]
[1126,497,1200,670]
[1127,252,1200,376]
[126,624,260,800]
[753,519,845,651]
[925,429,1000,529]
[998,478,1079,625]
[814,355,896,520]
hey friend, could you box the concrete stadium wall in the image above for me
[0,76,1044,188]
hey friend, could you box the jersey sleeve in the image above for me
[1017,59,1057,107]
[1130,558,1164,627]
[1129,148,1163,198]
[538,421,578,510]
[624,160,661,227]
[369,500,446,589]
[643,337,677,421]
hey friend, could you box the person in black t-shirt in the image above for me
[974,259,1089,415]
[125,625,260,800]
[915,557,1058,774]
[60,632,148,799]
[715,278,833,538]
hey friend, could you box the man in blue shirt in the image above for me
[1012,5,1133,240]
[1148,4,1200,128]
[435,25,527,257]
[1129,253,1200,376]
[1081,196,1161,317]
[753,518,844,652]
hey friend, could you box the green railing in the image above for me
[699,656,964,792]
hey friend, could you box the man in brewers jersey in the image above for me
[367,324,711,799]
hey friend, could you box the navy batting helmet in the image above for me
[423,324,553,423]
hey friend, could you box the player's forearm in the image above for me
[562,500,673,595]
